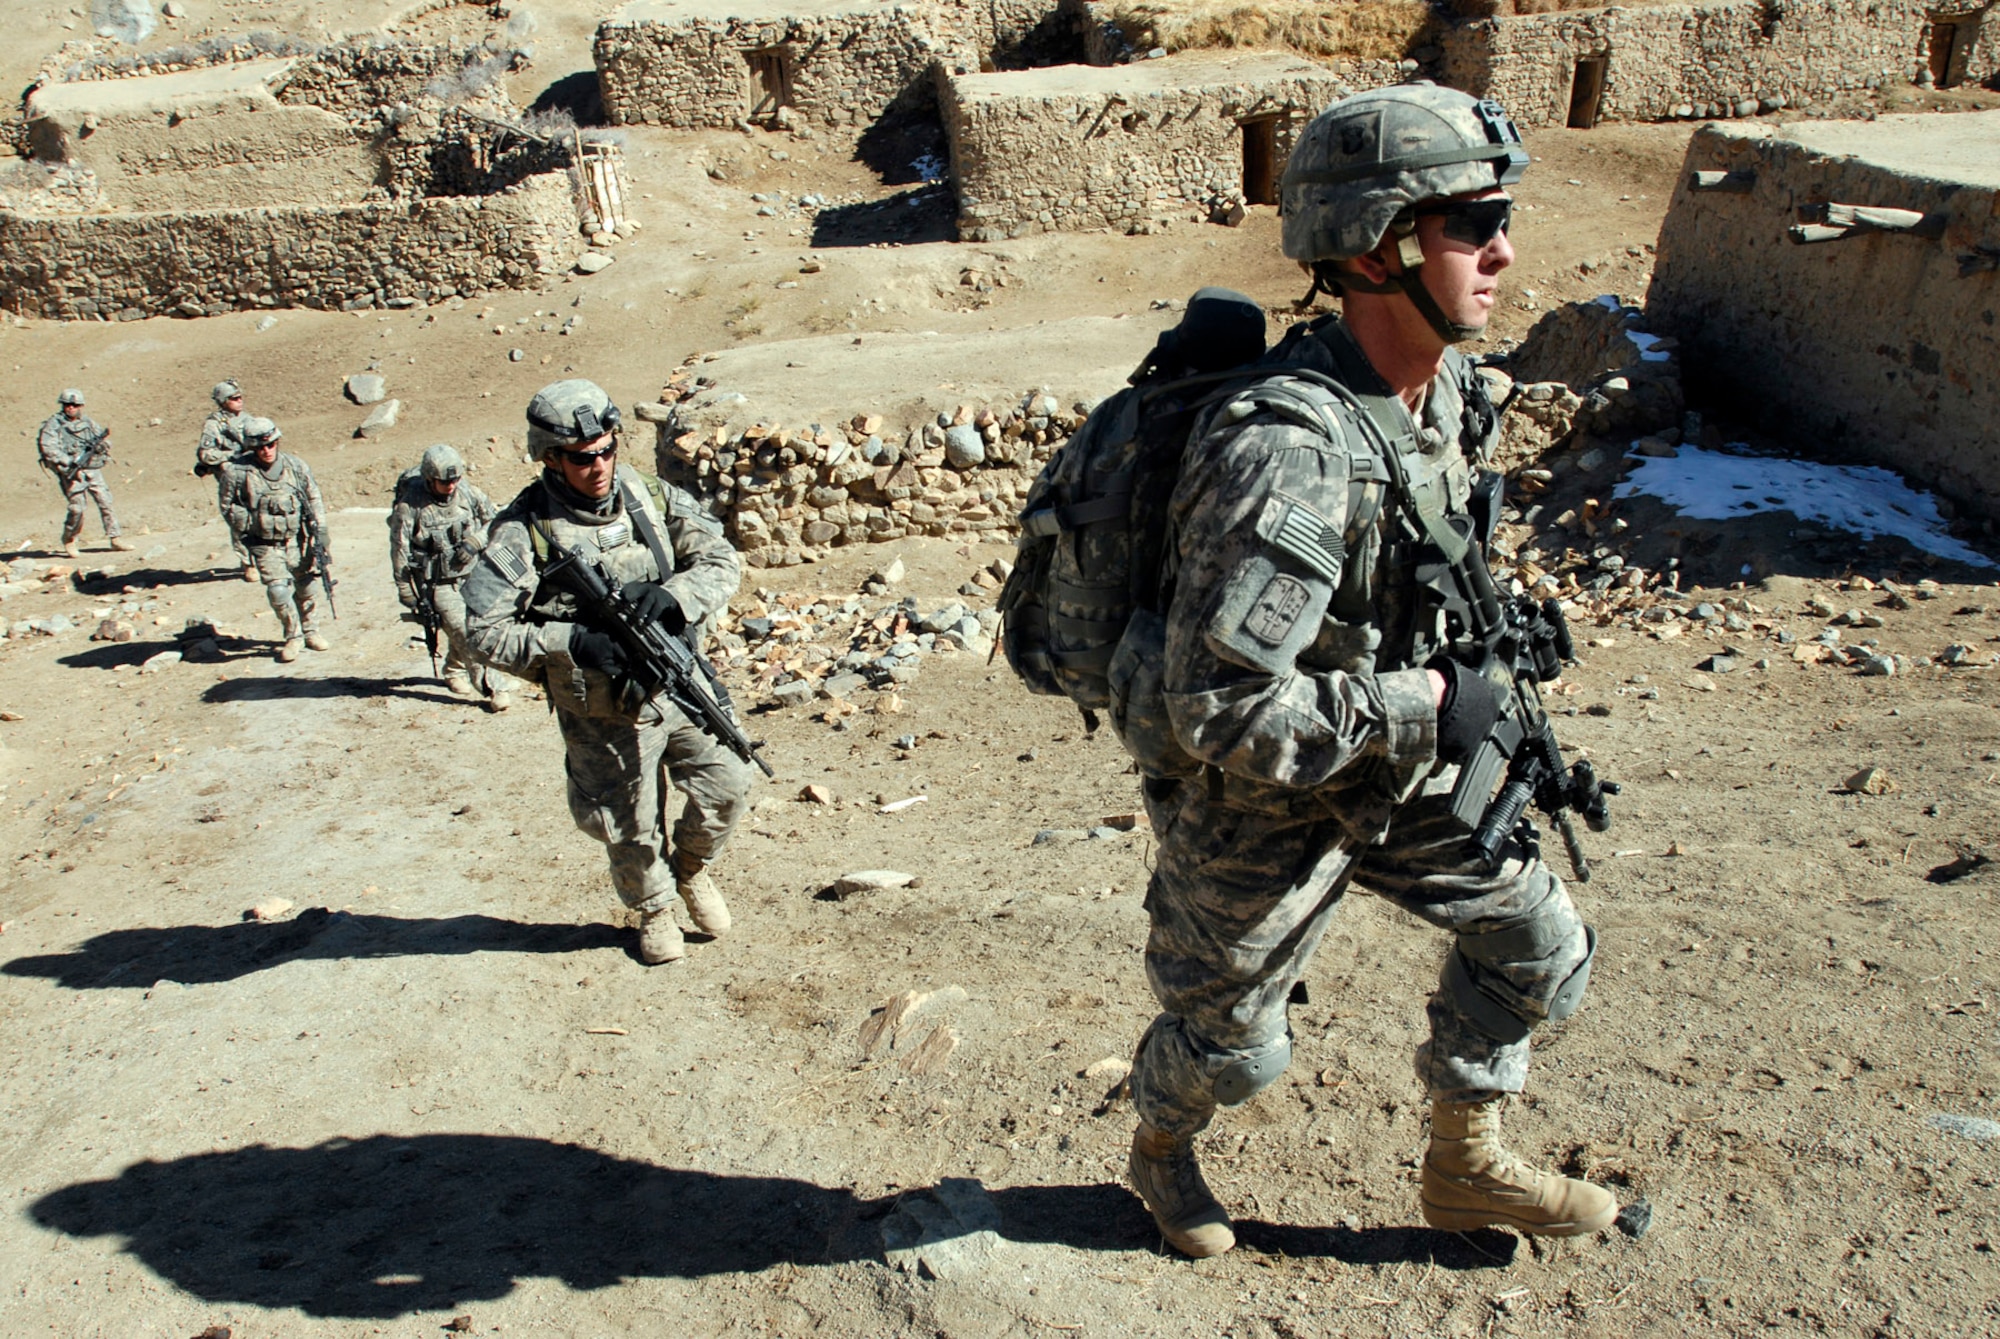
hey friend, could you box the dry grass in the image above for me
[1108,0,1435,62]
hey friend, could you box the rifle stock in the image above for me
[539,536,774,778]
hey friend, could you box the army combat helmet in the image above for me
[239,416,281,451]
[1281,81,1527,343]
[58,388,85,406]
[420,443,466,486]
[526,379,621,460]
[212,380,243,408]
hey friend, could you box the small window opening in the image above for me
[1567,56,1608,129]
[1927,20,1960,88]
[746,49,792,122]
[1241,117,1279,206]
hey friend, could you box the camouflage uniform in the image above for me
[38,410,122,546]
[388,466,497,687]
[462,462,751,917]
[228,448,328,644]
[1113,314,1590,1141]
[196,408,250,563]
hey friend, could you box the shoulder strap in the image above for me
[618,473,676,581]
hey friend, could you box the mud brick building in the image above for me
[1646,111,2000,517]
[941,51,1347,239]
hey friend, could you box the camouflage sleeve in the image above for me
[195,416,230,471]
[37,417,74,469]
[468,485,497,539]
[386,490,417,579]
[294,459,328,537]
[463,512,573,678]
[657,479,739,623]
[1160,415,1437,787]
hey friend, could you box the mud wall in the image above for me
[1645,115,2000,518]
[0,170,581,320]
[595,7,959,134]
[1443,0,1998,125]
[942,53,1343,240]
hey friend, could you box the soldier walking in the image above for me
[390,443,510,711]
[1106,85,1616,1255]
[464,379,751,965]
[194,379,254,580]
[226,417,332,663]
[38,389,132,558]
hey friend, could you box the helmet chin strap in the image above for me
[1329,224,1487,345]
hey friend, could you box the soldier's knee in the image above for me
[1442,922,1597,1044]
[264,578,294,605]
[1211,1032,1292,1106]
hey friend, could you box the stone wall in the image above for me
[595,1,964,135]
[1646,113,2000,518]
[0,170,581,320]
[941,51,1346,240]
[1444,0,1997,126]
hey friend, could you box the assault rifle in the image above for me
[1417,493,1619,882]
[538,534,774,778]
[408,554,445,676]
[299,508,338,619]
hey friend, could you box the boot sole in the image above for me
[1421,1197,1618,1237]
[1128,1152,1237,1258]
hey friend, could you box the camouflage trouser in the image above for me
[1130,774,1591,1140]
[214,470,248,562]
[430,583,478,681]
[248,539,318,641]
[60,469,121,542]
[556,703,753,915]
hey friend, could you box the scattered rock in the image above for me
[91,618,134,642]
[1697,654,1737,674]
[244,898,294,922]
[576,252,614,274]
[356,400,402,438]
[798,783,834,804]
[508,348,526,362]
[1082,1056,1131,1085]
[1099,812,1149,831]
[139,649,182,674]
[858,984,967,1055]
[1614,1200,1653,1239]
[832,869,916,898]
[1928,1113,2000,1142]
[1856,654,1897,677]
[767,679,814,708]
[880,1177,1004,1280]
[1843,766,1897,796]
[344,373,387,405]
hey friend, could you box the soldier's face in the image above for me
[225,395,244,413]
[555,432,618,499]
[1410,188,1515,335]
[428,477,458,501]
[254,440,279,466]
[62,403,82,419]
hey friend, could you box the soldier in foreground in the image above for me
[463,380,752,965]
[37,389,133,558]
[226,417,333,663]
[194,379,254,580]
[389,444,510,711]
[1109,86,1615,1254]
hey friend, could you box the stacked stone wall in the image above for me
[595,9,957,134]
[1646,115,2000,518]
[942,55,1345,240]
[0,170,581,320]
[1444,0,1997,125]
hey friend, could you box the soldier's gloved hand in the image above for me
[570,629,630,678]
[1431,658,1503,764]
[620,580,686,635]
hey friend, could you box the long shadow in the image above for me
[202,674,463,707]
[71,565,234,593]
[528,69,603,124]
[28,1136,1496,1317]
[809,184,956,248]
[59,636,266,671]
[3,910,632,989]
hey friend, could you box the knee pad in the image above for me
[1212,1032,1292,1106]
[1443,924,1596,1044]
[265,579,294,605]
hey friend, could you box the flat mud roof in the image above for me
[25,58,296,121]
[1761,109,2000,189]
[948,51,1337,103]
[605,0,887,23]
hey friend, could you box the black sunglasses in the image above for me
[558,439,618,467]
[1420,197,1513,248]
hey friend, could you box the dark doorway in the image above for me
[1242,116,1279,205]
[746,48,791,122]
[1567,56,1608,128]
[1928,20,1959,87]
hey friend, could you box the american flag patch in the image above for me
[489,543,529,584]
[1272,500,1345,583]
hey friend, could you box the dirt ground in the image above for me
[4,7,2000,1337]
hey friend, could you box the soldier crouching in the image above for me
[462,379,753,965]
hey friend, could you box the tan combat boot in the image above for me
[1129,1120,1236,1257]
[1421,1096,1617,1236]
[242,563,258,583]
[275,638,302,663]
[303,631,330,652]
[484,683,513,712]
[63,538,81,560]
[109,537,134,552]
[443,667,476,697]
[637,908,685,965]
[675,864,732,937]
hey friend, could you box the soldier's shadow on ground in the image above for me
[28,1135,1504,1318]
[70,565,234,593]
[59,636,266,671]
[1,909,632,989]
[202,674,465,707]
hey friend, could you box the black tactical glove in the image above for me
[620,580,686,635]
[570,628,630,678]
[1432,658,1504,765]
